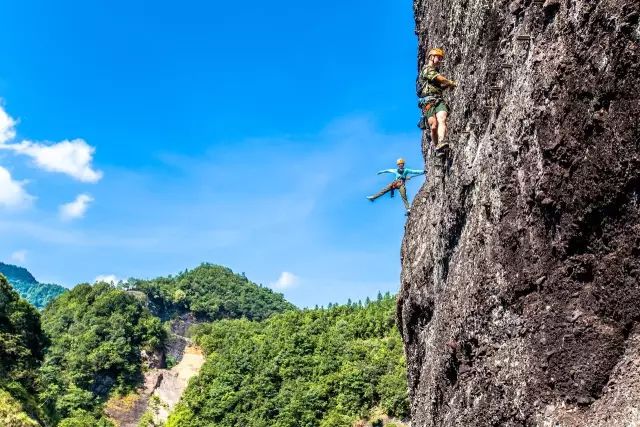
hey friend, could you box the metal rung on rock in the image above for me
[516,35,532,41]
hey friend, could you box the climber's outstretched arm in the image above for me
[405,169,426,176]
[377,169,395,175]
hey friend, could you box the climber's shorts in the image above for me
[423,100,449,118]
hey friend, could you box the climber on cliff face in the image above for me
[418,48,458,156]
[367,158,425,214]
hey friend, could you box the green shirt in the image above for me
[419,65,445,97]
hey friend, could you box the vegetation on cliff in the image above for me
[167,294,408,427]
[39,283,164,425]
[0,275,47,425]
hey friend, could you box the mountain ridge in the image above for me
[0,262,67,309]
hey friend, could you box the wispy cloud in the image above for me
[59,194,94,221]
[270,271,300,290]
[0,219,161,249]
[0,166,34,209]
[9,250,27,264]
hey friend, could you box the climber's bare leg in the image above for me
[428,116,438,146]
[436,111,448,145]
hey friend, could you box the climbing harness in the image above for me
[417,95,443,129]
[389,179,405,197]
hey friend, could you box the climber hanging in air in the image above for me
[417,48,458,156]
[367,158,425,215]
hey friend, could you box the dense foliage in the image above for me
[0,275,46,388]
[0,389,39,427]
[0,264,408,427]
[0,275,47,425]
[129,263,295,321]
[0,262,66,309]
[167,294,408,427]
[0,263,36,283]
[39,283,164,424]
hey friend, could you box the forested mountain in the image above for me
[167,294,408,427]
[128,263,295,321]
[0,265,407,427]
[39,283,165,426]
[0,275,47,426]
[0,263,66,309]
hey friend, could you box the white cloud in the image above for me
[9,250,27,264]
[59,193,94,221]
[1,139,103,183]
[0,103,101,182]
[0,104,16,144]
[0,166,34,209]
[270,271,300,290]
[94,274,120,284]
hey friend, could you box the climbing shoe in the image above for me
[366,196,375,202]
[405,209,411,216]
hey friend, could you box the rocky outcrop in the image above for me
[106,345,204,427]
[397,0,640,426]
[150,346,205,423]
[105,372,164,427]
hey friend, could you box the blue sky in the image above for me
[0,0,423,307]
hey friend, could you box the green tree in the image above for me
[128,263,295,321]
[167,295,409,427]
[39,283,165,421]
[0,262,66,309]
[0,275,46,387]
[0,275,47,425]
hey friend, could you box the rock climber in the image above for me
[418,48,458,156]
[367,158,425,214]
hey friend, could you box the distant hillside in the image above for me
[0,263,66,309]
[128,263,296,321]
[167,294,408,427]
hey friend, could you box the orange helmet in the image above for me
[429,48,445,58]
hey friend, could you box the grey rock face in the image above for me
[398,0,640,425]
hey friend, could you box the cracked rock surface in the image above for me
[397,0,640,425]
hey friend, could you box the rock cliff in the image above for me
[397,0,640,425]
